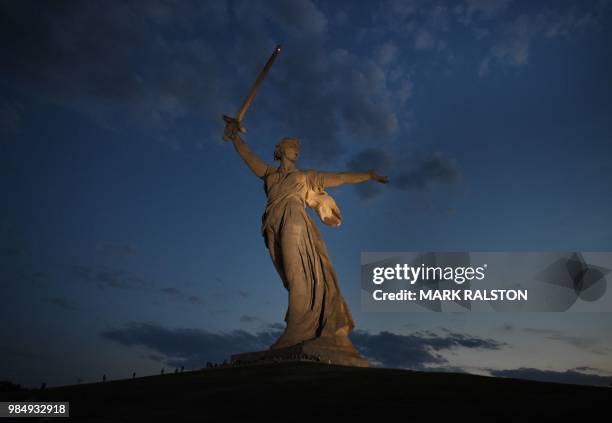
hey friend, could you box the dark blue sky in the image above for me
[1,0,611,388]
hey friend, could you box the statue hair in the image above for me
[273,137,300,161]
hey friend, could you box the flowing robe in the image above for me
[260,165,355,349]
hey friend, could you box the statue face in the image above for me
[282,144,299,162]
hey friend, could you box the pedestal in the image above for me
[231,337,370,367]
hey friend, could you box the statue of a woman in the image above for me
[224,121,388,353]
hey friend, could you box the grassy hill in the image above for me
[2,362,609,421]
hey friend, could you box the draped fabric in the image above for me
[260,166,355,349]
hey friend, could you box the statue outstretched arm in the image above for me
[322,170,389,188]
[224,122,269,178]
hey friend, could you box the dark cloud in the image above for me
[267,322,286,330]
[347,147,461,199]
[573,365,603,372]
[0,0,407,158]
[489,367,612,387]
[455,0,513,24]
[72,265,150,290]
[159,287,204,305]
[348,329,504,369]
[209,287,250,304]
[478,2,611,76]
[521,327,610,355]
[101,322,280,368]
[99,323,611,385]
[187,295,203,305]
[101,324,505,370]
[71,265,204,305]
[0,0,232,145]
[234,0,328,39]
[372,0,609,77]
[495,326,611,356]
[46,297,81,311]
[373,0,455,56]
[346,148,394,199]
[95,242,137,257]
[394,154,461,190]
[239,315,258,323]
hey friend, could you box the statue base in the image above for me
[231,337,370,368]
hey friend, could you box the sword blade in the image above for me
[235,45,281,123]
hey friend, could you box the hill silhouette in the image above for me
[2,362,609,421]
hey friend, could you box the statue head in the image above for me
[273,137,300,161]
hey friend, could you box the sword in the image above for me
[222,44,281,141]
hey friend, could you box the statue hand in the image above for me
[223,120,244,143]
[368,169,389,184]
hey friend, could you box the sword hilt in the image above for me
[222,115,247,142]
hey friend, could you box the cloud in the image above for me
[187,295,203,305]
[72,265,150,290]
[489,367,612,387]
[394,153,461,190]
[414,30,435,50]
[372,1,609,78]
[101,322,280,368]
[479,3,611,76]
[234,0,328,39]
[0,1,231,146]
[46,297,81,311]
[159,287,204,305]
[239,315,258,323]
[104,323,612,386]
[572,365,612,375]
[347,147,462,199]
[267,322,285,330]
[95,242,137,258]
[101,323,506,371]
[521,327,611,355]
[346,147,394,199]
[266,45,405,162]
[376,42,398,65]
[350,329,505,369]
[0,0,407,159]
[455,0,513,25]
[71,264,204,305]
[497,325,611,355]
[374,0,451,56]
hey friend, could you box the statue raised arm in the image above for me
[224,120,270,178]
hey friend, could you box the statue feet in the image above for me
[269,333,306,350]
[269,326,355,351]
